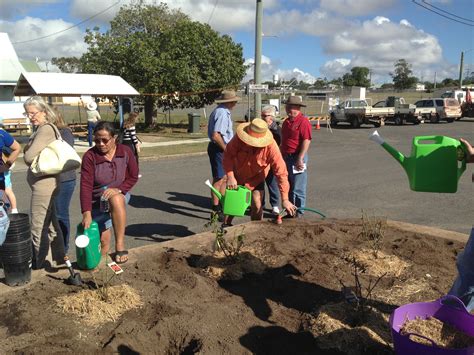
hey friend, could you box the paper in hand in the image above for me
[292,163,307,174]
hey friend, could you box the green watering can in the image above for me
[75,221,101,270]
[369,130,467,193]
[205,179,251,217]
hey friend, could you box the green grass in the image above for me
[139,142,208,158]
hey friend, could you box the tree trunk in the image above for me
[144,96,155,127]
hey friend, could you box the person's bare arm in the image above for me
[6,140,21,164]
[211,131,226,151]
[295,139,311,170]
[460,138,474,163]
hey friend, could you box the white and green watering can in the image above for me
[369,130,467,193]
[205,179,251,217]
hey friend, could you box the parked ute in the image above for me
[330,96,420,128]
[371,96,421,125]
[414,98,461,123]
[330,99,381,128]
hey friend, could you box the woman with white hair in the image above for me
[23,96,65,269]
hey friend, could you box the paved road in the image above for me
[9,118,474,255]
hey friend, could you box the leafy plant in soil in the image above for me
[205,212,245,262]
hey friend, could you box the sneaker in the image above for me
[272,206,280,215]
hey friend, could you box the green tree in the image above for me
[390,59,418,90]
[342,66,370,87]
[80,2,246,126]
[440,78,459,87]
[312,78,328,89]
[51,57,82,73]
[380,83,394,90]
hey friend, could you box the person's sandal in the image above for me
[114,250,129,264]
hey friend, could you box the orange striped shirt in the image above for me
[223,136,290,201]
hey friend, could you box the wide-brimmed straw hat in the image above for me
[236,118,274,148]
[215,90,241,103]
[86,101,97,111]
[284,96,306,107]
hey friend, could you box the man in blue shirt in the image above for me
[207,90,240,221]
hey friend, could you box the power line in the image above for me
[421,0,474,23]
[412,0,474,27]
[13,1,122,45]
[207,0,219,25]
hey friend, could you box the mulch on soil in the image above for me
[0,218,466,354]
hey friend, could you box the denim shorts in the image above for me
[92,192,130,232]
[207,142,225,179]
[4,171,11,189]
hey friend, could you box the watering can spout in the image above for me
[369,130,405,166]
[205,179,222,200]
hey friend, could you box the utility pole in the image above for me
[434,71,437,89]
[254,0,263,117]
[459,51,464,89]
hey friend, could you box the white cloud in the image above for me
[320,58,351,79]
[244,55,316,83]
[0,0,60,20]
[69,0,280,32]
[0,17,87,64]
[319,0,396,16]
[320,17,444,82]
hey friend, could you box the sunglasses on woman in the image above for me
[93,137,113,145]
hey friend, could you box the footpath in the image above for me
[73,136,209,153]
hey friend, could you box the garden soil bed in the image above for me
[0,218,467,354]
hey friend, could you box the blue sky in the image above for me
[1,0,473,85]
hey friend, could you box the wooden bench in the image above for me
[68,123,88,138]
[2,119,32,135]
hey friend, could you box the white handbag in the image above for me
[30,124,81,176]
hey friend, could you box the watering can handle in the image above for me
[413,135,438,143]
[439,295,469,313]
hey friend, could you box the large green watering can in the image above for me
[369,130,467,193]
[205,179,251,217]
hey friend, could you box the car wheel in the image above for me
[330,114,338,127]
[394,116,403,125]
[447,117,454,123]
[430,114,439,123]
[350,116,360,128]
[373,122,381,128]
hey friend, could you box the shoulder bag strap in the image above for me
[46,123,61,140]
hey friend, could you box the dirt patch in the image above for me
[0,218,466,354]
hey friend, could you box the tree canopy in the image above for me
[342,66,370,88]
[80,2,246,125]
[390,59,418,91]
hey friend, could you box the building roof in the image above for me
[0,33,24,84]
[19,60,41,73]
[14,72,140,97]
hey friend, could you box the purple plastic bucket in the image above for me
[390,295,474,354]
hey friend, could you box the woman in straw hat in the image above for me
[223,118,297,223]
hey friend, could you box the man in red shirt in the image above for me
[280,96,312,218]
[224,118,296,222]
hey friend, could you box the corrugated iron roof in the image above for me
[14,72,140,97]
